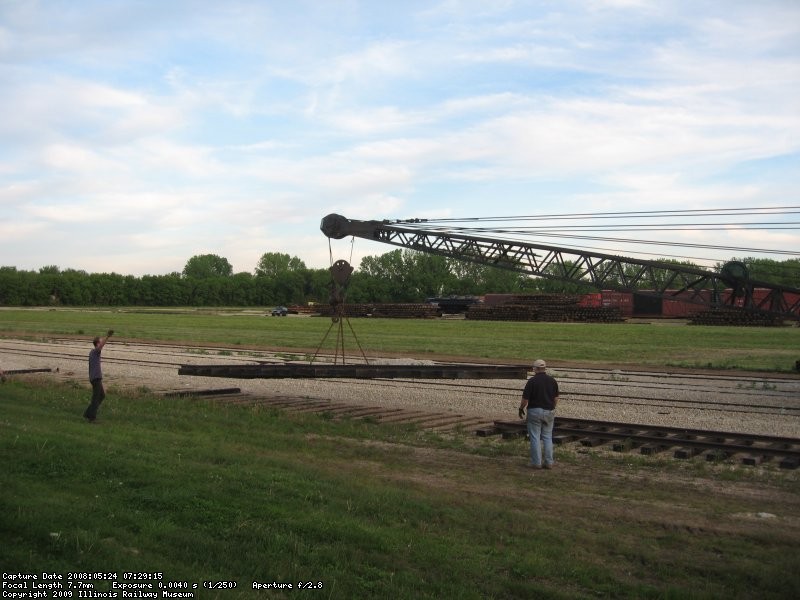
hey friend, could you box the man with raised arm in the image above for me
[83,329,113,423]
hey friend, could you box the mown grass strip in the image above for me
[1,307,798,371]
[2,379,799,599]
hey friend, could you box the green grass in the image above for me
[2,379,799,599]
[1,307,798,372]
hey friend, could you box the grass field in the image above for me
[2,379,799,599]
[0,307,798,372]
[2,308,799,598]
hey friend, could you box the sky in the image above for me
[1,0,798,277]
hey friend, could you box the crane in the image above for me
[320,213,800,321]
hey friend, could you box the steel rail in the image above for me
[482,417,800,468]
[2,368,53,375]
[0,346,186,369]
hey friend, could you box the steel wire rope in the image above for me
[517,232,800,256]
[383,227,800,285]
[511,238,800,278]
[472,241,724,269]
[328,206,800,281]
[420,223,800,231]
[394,206,800,260]
[402,221,800,231]
[407,206,800,224]
[396,223,800,256]
[409,226,800,260]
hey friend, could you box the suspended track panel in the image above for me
[178,363,528,379]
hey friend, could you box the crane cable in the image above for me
[326,205,800,279]
[327,233,357,267]
[413,205,800,223]
[396,205,800,254]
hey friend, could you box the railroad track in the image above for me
[0,340,800,418]
[479,417,800,469]
[163,387,800,469]
[3,337,798,467]
[3,339,799,421]
[316,377,800,417]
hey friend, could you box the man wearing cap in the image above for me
[83,329,113,422]
[518,359,559,469]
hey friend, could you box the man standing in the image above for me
[84,330,113,422]
[518,359,559,469]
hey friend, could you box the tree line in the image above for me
[0,251,797,307]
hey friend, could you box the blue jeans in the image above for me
[527,408,555,466]
[84,378,105,421]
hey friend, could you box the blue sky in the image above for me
[1,0,798,276]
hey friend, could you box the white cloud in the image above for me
[0,220,47,241]
[0,0,796,275]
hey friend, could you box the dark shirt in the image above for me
[522,372,559,410]
[89,347,103,381]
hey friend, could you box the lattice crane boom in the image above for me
[321,213,800,320]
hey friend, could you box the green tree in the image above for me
[252,253,310,306]
[145,274,188,306]
[355,250,409,302]
[619,258,703,290]
[255,252,306,278]
[224,272,256,305]
[408,253,452,298]
[59,269,91,305]
[447,258,524,294]
[724,257,800,288]
[183,254,233,278]
[0,267,24,304]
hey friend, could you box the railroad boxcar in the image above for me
[578,293,602,308]
[600,290,633,316]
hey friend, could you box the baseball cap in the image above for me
[533,359,546,368]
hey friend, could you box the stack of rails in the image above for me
[467,294,625,323]
[467,303,539,321]
[287,304,317,315]
[316,303,440,318]
[690,308,785,327]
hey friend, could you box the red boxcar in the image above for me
[578,293,602,308]
[601,290,633,316]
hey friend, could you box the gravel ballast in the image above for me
[1,338,799,438]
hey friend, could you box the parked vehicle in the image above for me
[271,306,289,316]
